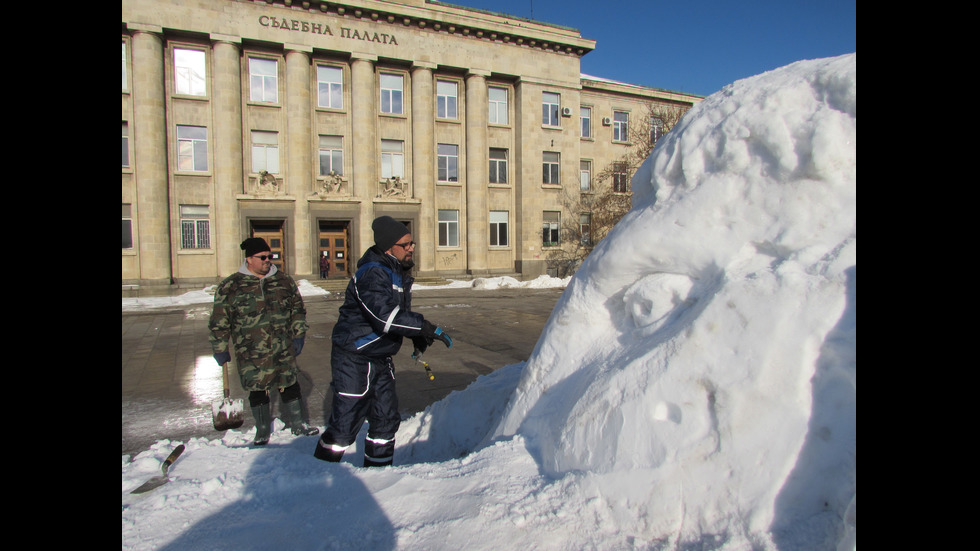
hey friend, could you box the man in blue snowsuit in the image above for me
[314,216,453,466]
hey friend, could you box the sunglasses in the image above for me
[253,255,274,261]
[392,241,416,249]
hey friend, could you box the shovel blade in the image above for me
[130,475,169,494]
[130,444,185,494]
[212,398,245,431]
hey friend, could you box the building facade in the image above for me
[122,0,701,292]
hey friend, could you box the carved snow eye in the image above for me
[623,273,695,333]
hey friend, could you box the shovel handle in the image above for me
[162,444,185,472]
[221,362,232,399]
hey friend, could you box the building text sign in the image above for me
[259,15,399,45]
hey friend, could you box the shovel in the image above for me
[211,362,244,431]
[130,444,185,494]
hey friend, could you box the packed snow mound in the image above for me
[486,53,855,544]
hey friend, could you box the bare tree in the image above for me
[547,102,689,277]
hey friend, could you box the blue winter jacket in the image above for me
[331,247,427,359]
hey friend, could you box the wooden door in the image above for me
[252,227,285,273]
[318,224,349,277]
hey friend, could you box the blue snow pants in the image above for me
[314,347,400,467]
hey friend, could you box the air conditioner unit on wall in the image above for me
[601,117,612,126]
[561,107,572,117]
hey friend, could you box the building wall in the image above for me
[122,0,701,289]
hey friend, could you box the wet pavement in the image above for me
[122,286,564,457]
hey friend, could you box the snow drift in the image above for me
[485,53,856,546]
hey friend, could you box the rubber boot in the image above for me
[281,399,319,436]
[251,402,272,445]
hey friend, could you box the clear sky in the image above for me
[438,0,856,97]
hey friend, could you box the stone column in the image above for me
[351,53,377,251]
[210,34,243,278]
[130,26,171,286]
[411,61,436,274]
[465,69,491,274]
[286,45,312,276]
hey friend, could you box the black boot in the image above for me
[313,435,346,462]
[281,399,319,436]
[251,403,272,445]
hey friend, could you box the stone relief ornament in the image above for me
[379,175,406,197]
[316,171,345,197]
[253,170,281,195]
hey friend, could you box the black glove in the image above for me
[292,337,305,357]
[411,336,429,357]
[214,351,231,365]
[421,320,453,349]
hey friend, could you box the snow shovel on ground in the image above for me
[211,362,244,431]
[131,444,185,494]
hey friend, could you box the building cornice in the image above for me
[230,0,596,57]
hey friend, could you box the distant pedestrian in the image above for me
[314,216,453,466]
[209,237,320,445]
[320,254,330,279]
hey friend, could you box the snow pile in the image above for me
[122,275,569,312]
[123,54,855,550]
[487,52,855,548]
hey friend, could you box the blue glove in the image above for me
[421,321,453,349]
[214,351,231,365]
[292,337,305,357]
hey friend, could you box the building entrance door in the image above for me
[251,221,285,274]
[318,221,350,278]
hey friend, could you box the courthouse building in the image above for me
[122,0,702,292]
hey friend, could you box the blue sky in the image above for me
[440,0,856,97]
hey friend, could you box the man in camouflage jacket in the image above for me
[209,237,319,445]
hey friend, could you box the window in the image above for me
[122,204,133,249]
[177,125,208,172]
[122,122,130,168]
[489,148,508,184]
[543,211,560,247]
[613,162,629,193]
[580,161,591,192]
[174,48,206,96]
[249,58,278,103]
[650,116,665,145]
[438,210,459,247]
[318,135,343,176]
[122,42,127,91]
[381,139,404,178]
[613,111,629,141]
[179,205,210,249]
[490,211,509,247]
[437,80,458,119]
[488,86,508,124]
[251,131,279,173]
[543,152,560,185]
[580,107,591,138]
[580,213,592,246]
[317,65,343,109]
[380,73,403,114]
[542,92,560,126]
[438,144,459,182]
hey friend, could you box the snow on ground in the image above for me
[123,53,855,550]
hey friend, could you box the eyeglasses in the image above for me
[253,255,274,261]
[392,241,416,249]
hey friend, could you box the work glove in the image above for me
[421,320,453,349]
[214,351,231,366]
[292,337,305,357]
[411,336,429,357]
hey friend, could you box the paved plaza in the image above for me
[122,285,564,457]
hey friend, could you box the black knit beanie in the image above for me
[372,216,410,251]
[241,237,271,257]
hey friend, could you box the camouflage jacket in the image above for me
[209,263,309,392]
